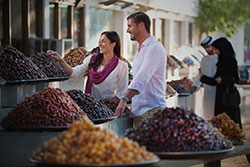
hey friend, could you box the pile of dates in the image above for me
[0,45,47,81]
[100,96,131,116]
[125,107,233,152]
[32,117,157,165]
[169,83,190,94]
[209,112,246,145]
[30,52,68,78]
[66,89,115,120]
[63,47,89,67]
[167,77,194,93]
[1,88,86,127]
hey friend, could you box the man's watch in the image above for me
[122,95,130,102]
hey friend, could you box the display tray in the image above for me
[237,80,250,85]
[47,76,70,82]
[155,147,234,159]
[92,116,117,124]
[5,78,49,85]
[30,158,159,167]
[178,92,192,96]
[1,125,68,131]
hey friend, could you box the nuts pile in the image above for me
[66,90,115,120]
[63,47,89,67]
[32,117,157,165]
[0,45,47,81]
[30,52,69,78]
[100,96,131,116]
[125,107,233,152]
[208,112,246,145]
[1,88,86,127]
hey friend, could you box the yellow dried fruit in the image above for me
[208,112,246,145]
[32,116,157,165]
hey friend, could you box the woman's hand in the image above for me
[47,50,73,75]
[215,77,222,84]
[47,50,63,62]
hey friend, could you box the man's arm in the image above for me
[115,89,139,117]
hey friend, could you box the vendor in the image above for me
[47,31,128,100]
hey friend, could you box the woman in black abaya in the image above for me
[200,37,242,128]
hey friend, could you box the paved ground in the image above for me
[191,106,250,167]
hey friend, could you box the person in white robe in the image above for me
[192,36,218,120]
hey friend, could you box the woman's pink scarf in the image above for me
[85,53,119,94]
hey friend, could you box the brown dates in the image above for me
[66,89,115,120]
[63,47,89,67]
[125,107,233,152]
[30,52,68,78]
[0,45,47,81]
[1,88,86,127]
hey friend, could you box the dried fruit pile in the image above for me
[0,45,47,81]
[170,55,187,68]
[1,88,85,127]
[168,77,194,93]
[32,117,157,165]
[208,112,246,145]
[125,107,233,152]
[167,55,180,69]
[30,52,68,78]
[66,89,115,120]
[100,96,131,116]
[63,47,89,67]
[166,84,178,96]
[169,83,190,94]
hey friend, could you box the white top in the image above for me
[70,55,128,100]
[129,36,167,116]
[192,54,218,120]
[192,54,218,87]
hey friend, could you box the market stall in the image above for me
[0,45,250,167]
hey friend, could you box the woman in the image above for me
[200,37,242,128]
[47,31,128,100]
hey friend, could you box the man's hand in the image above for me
[115,99,127,117]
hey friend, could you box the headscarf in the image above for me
[211,37,235,60]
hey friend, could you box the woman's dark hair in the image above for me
[211,37,236,59]
[127,12,151,34]
[89,31,122,69]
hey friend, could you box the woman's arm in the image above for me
[47,50,73,75]
[200,75,218,85]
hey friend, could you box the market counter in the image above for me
[151,138,250,167]
[0,127,249,167]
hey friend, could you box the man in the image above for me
[115,12,167,127]
[192,36,218,120]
